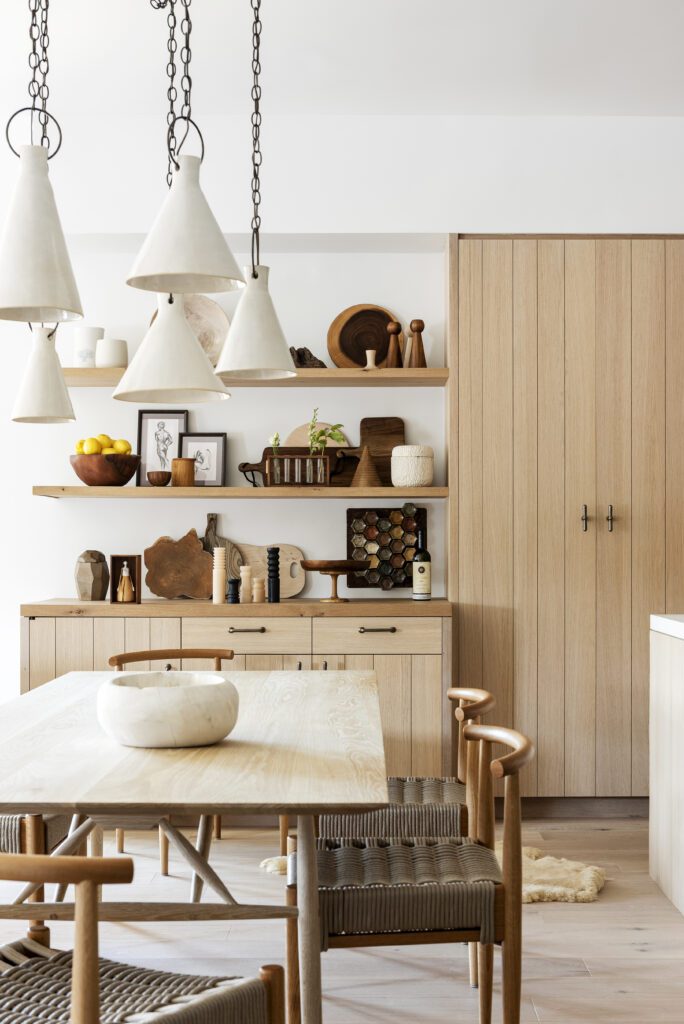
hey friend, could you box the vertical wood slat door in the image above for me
[595,240,632,796]
[456,234,670,797]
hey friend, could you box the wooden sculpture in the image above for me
[407,318,427,368]
[351,445,382,487]
[386,320,403,368]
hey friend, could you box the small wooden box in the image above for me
[109,554,142,605]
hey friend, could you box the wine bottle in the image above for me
[412,529,432,601]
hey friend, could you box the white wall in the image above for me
[0,239,445,701]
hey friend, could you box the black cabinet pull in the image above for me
[358,626,397,634]
[581,504,589,532]
[228,626,267,634]
[322,660,328,670]
[296,661,302,671]
[606,504,615,532]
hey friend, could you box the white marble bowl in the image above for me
[97,671,239,748]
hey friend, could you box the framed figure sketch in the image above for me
[180,433,227,487]
[137,410,188,485]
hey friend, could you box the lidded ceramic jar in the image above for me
[391,445,434,487]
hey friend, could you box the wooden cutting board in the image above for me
[145,529,213,600]
[202,513,244,578]
[344,417,405,486]
[236,542,305,598]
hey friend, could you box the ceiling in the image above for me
[0,0,682,122]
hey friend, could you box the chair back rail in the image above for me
[108,648,235,671]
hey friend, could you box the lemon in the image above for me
[96,433,113,449]
[101,447,117,454]
[83,437,102,455]
[75,439,85,454]
[113,439,132,454]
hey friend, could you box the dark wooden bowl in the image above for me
[70,453,140,487]
[147,470,171,487]
[327,304,404,369]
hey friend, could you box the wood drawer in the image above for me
[312,617,442,655]
[182,617,310,655]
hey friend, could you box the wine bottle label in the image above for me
[413,562,431,596]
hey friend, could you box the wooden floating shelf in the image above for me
[33,485,449,500]
[62,367,448,388]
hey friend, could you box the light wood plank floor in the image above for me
[0,818,678,1023]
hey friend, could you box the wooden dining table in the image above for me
[0,669,388,1024]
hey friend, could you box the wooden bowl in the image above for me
[301,559,371,602]
[70,453,140,487]
[147,470,171,487]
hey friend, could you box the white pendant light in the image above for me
[0,145,82,323]
[113,293,229,404]
[128,3,242,295]
[215,0,295,381]
[0,0,82,323]
[216,265,295,380]
[127,155,243,294]
[12,326,75,423]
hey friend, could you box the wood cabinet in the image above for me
[455,235,677,798]
[20,601,453,779]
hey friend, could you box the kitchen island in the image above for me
[650,614,684,913]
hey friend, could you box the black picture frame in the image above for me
[180,432,227,487]
[136,410,188,486]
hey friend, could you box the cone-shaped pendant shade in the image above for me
[12,326,75,422]
[113,293,230,403]
[127,156,243,294]
[0,146,82,323]
[216,265,296,380]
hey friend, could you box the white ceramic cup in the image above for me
[73,326,104,368]
[96,337,129,368]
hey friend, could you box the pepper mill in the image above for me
[227,578,241,604]
[386,320,403,368]
[407,318,427,368]
[267,546,280,603]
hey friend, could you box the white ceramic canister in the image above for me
[72,325,104,368]
[96,337,128,368]
[391,444,434,487]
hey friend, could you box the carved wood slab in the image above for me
[145,529,213,600]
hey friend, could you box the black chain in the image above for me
[27,0,50,148]
[250,0,262,277]
[150,0,192,187]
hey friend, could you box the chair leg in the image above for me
[286,879,300,1024]
[469,941,479,987]
[478,944,493,1024]
[159,824,169,876]
[25,814,50,947]
[116,829,125,854]
[213,814,222,840]
[502,929,522,1024]
[190,815,213,902]
[279,815,289,857]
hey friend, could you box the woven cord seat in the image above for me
[290,837,502,950]
[0,946,270,1024]
[318,777,467,839]
[0,815,71,854]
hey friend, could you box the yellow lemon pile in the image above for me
[75,434,133,456]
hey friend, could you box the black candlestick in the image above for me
[227,577,241,604]
[267,546,280,603]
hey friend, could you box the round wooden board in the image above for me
[327,304,404,369]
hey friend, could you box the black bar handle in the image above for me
[358,626,398,634]
[228,626,267,634]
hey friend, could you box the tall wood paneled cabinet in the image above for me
[451,235,684,798]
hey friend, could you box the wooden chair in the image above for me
[312,685,495,987]
[107,648,234,879]
[286,724,534,1024]
[0,851,284,1024]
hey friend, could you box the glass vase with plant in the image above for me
[307,408,345,484]
[268,431,281,484]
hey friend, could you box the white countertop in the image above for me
[650,614,684,640]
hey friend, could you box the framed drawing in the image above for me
[137,410,188,486]
[180,432,227,487]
